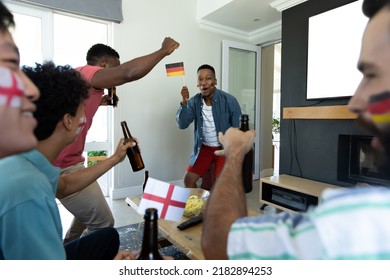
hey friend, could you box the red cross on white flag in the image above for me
[137,178,190,222]
[0,66,24,108]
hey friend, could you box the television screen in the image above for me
[306,0,368,100]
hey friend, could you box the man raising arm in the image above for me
[55,38,179,243]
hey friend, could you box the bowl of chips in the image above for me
[183,189,209,218]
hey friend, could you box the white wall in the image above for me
[110,0,246,198]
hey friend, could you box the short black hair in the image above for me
[197,64,215,76]
[0,1,15,33]
[363,0,390,18]
[22,62,90,141]
[86,43,120,66]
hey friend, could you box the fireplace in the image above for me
[338,135,390,186]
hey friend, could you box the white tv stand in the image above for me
[260,174,342,213]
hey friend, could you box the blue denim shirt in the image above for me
[176,88,242,166]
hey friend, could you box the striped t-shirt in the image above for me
[228,187,390,259]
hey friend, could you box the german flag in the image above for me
[368,91,390,124]
[166,62,185,77]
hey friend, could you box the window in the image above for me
[53,14,109,67]
[8,1,113,195]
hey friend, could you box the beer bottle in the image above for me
[240,114,253,193]
[107,87,118,107]
[120,121,145,172]
[137,208,163,260]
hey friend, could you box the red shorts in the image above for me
[187,144,225,178]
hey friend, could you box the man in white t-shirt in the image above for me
[176,64,242,188]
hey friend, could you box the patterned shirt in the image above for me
[228,187,390,259]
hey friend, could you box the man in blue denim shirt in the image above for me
[176,64,241,188]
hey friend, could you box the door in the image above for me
[222,40,261,180]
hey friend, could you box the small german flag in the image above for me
[165,62,185,77]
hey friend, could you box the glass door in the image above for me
[222,40,261,180]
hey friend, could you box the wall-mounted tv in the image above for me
[306,0,368,100]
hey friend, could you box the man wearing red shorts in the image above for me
[176,64,242,188]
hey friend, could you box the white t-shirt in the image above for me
[202,99,219,147]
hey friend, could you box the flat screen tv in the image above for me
[306,0,368,100]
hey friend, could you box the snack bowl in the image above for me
[183,189,210,218]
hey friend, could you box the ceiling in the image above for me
[197,0,307,43]
[201,0,281,33]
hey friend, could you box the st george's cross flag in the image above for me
[165,62,185,77]
[0,66,24,108]
[137,178,190,221]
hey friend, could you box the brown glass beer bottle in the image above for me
[120,121,145,172]
[137,208,163,260]
[107,87,119,107]
[240,114,253,193]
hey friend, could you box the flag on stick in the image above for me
[138,178,190,221]
[165,62,185,77]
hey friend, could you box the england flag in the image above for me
[0,66,24,108]
[138,178,190,222]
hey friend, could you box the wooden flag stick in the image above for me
[182,75,186,86]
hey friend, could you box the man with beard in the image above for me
[201,0,390,259]
[355,91,390,179]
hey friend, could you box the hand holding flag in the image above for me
[137,178,190,222]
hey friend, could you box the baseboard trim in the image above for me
[261,168,274,178]
[110,186,141,200]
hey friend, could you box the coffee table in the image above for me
[126,188,259,260]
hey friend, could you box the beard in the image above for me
[356,116,390,179]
